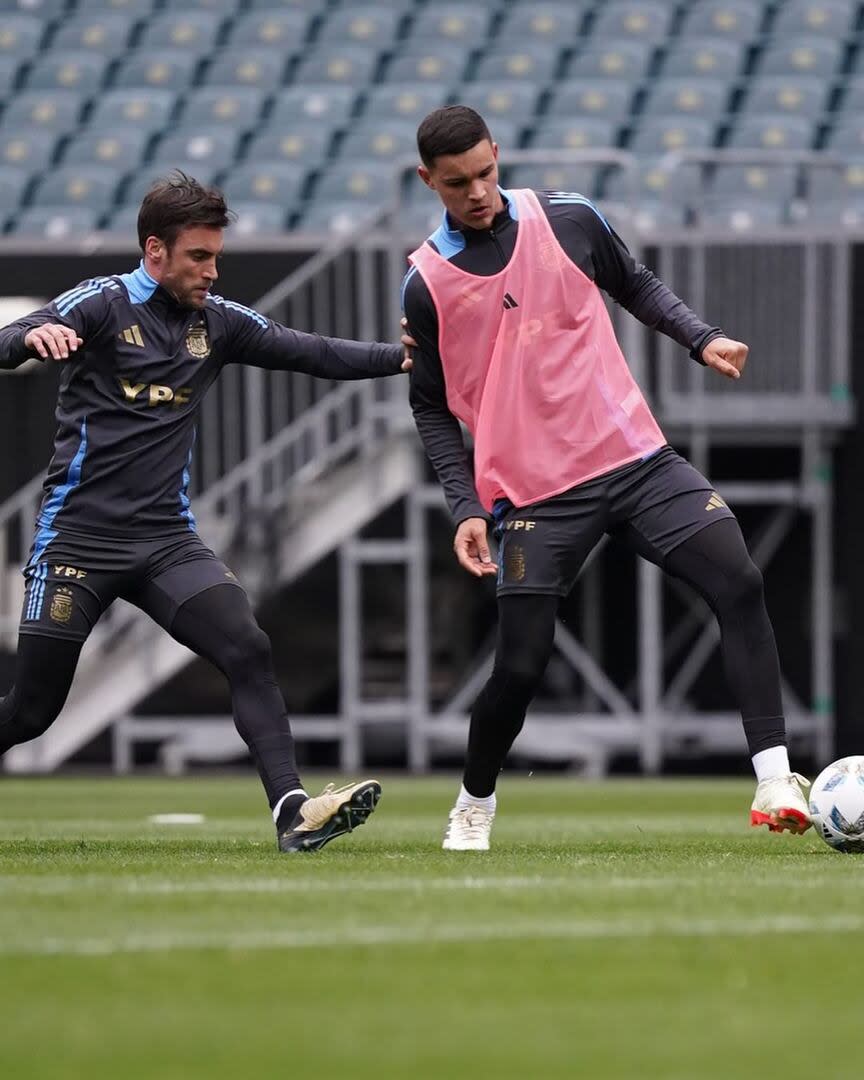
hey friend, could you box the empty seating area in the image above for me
[1,0,863,236]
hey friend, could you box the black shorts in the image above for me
[494,446,737,597]
[20,528,243,642]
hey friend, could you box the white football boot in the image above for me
[442,805,495,851]
[750,773,811,834]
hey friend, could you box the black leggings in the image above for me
[463,517,785,797]
[0,583,300,808]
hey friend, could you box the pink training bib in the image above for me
[409,189,666,511]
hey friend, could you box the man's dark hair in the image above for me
[137,171,233,252]
[417,106,493,168]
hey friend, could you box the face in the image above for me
[144,225,223,309]
[419,139,504,231]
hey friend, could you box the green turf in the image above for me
[1,775,861,1079]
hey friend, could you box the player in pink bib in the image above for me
[403,107,810,850]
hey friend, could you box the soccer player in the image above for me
[402,107,810,851]
[0,172,411,853]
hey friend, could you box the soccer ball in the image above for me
[809,756,864,853]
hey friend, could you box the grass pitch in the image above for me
[1,775,861,1080]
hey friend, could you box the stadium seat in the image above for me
[0,91,85,133]
[336,120,416,162]
[102,203,142,234]
[457,82,543,121]
[61,129,151,167]
[160,0,242,10]
[112,51,202,91]
[628,116,718,153]
[589,2,675,43]
[268,86,357,127]
[0,16,45,57]
[317,6,405,46]
[88,90,178,135]
[528,118,620,150]
[226,11,315,48]
[200,49,289,89]
[546,80,636,121]
[661,39,747,78]
[151,129,241,171]
[298,199,388,234]
[796,199,864,226]
[74,0,156,13]
[563,42,655,81]
[838,77,864,114]
[740,77,831,118]
[31,164,123,209]
[495,3,589,43]
[725,114,816,150]
[137,12,226,51]
[711,163,799,201]
[219,162,308,205]
[0,56,23,94]
[603,158,704,202]
[24,54,111,93]
[384,50,471,86]
[396,199,446,238]
[246,0,329,10]
[291,46,382,87]
[804,160,864,202]
[11,206,102,237]
[406,7,494,44]
[503,163,602,198]
[756,37,843,77]
[178,88,266,130]
[313,161,396,205]
[825,119,864,153]
[0,0,65,16]
[771,0,856,37]
[243,127,333,167]
[230,200,290,235]
[0,130,61,170]
[697,197,786,229]
[678,2,769,41]
[473,45,563,83]
[0,164,31,212]
[625,202,690,231]
[641,79,732,118]
[121,163,218,206]
[361,84,449,123]
[51,13,138,52]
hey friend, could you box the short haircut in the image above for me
[417,106,493,168]
[137,171,233,252]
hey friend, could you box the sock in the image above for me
[455,784,496,814]
[752,746,791,783]
[273,788,308,832]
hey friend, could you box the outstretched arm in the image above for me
[0,281,111,369]
[222,301,408,378]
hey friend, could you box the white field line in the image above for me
[2,913,863,957]
[1,870,859,898]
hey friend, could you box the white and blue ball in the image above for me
[809,756,864,853]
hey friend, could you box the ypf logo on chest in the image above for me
[118,378,192,407]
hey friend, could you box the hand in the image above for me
[454,517,498,578]
[702,336,748,380]
[400,316,417,372]
[24,324,83,361]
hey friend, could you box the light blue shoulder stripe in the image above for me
[208,294,268,328]
[546,191,612,234]
[56,278,118,317]
[400,265,419,312]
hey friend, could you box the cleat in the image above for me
[750,773,812,835]
[442,805,495,851]
[278,780,381,853]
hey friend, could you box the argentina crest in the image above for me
[186,325,210,359]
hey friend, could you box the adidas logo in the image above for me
[119,324,144,347]
[502,292,519,310]
[705,492,727,512]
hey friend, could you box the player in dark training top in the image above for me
[0,172,409,852]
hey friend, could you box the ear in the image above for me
[492,142,499,162]
[144,236,165,262]
[418,164,434,190]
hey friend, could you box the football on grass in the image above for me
[809,756,864,853]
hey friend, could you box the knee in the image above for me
[219,621,273,678]
[716,557,765,614]
[0,690,62,750]
[492,649,551,699]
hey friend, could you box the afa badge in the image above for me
[186,325,210,359]
[49,586,74,625]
